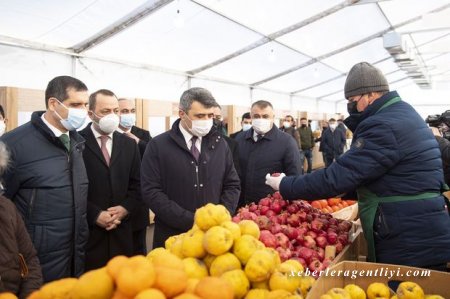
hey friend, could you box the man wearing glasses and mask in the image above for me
[266,62,450,271]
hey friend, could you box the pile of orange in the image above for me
[310,198,356,214]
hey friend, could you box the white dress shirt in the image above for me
[41,113,69,139]
[91,125,114,156]
[179,123,201,153]
[253,130,264,142]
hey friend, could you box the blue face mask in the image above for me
[55,100,88,131]
[120,113,136,129]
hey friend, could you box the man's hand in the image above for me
[124,131,140,144]
[107,205,129,221]
[265,173,286,191]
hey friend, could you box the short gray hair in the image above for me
[179,87,218,112]
[0,141,10,176]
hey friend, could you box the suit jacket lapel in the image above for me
[110,132,122,167]
[83,125,109,167]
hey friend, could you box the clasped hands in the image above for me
[96,205,128,231]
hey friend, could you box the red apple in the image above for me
[248,203,258,212]
[338,233,349,246]
[308,259,323,276]
[311,219,325,233]
[303,236,316,249]
[232,215,240,223]
[259,197,271,207]
[259,230,278,248]
[270,223,282,235]
[286,204,299,214]
[283,226,299,240]
[273,191,283,200]
[335,242,344,254]
[287,214,300,227]
[306,231,318,239]
[270,201,282,214]
[326,232,338,245]
[317,247,325,262]
[265,209,276,218]
[259,205,270,215]
[276,247,292,261]
[315,236,328,249]
[296,247,315,264]
[275,233,290,249]
[255,216,271,230]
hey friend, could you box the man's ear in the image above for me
[179,109,185,118]
[47,97,58,111]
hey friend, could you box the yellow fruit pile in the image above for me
[320,282,444,299]
[0,204,317,299]
[165,203,316,299]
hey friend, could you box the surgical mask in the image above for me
[0,121,5,136]
[329,123,337,130]
[120,113,136,129]
[94,113,120,134]
[55,100,88,131]
[283,121,291,129]
[252,118,272,134]
[185,114,213,137]
[242,123,252,131]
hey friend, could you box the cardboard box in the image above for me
[307,261,450,298]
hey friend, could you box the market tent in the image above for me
[0,0,449,117]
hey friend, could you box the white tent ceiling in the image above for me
[0,0,449,111]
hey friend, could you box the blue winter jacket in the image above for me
[280,91,450,267]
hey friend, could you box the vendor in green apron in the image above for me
[266,62,450,270]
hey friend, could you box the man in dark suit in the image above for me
[141,87,240,248]
[230,112,251,139]
[80,89,141,270]
[117,98,152,158]
[117,97,151,254]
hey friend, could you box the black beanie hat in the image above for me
[344,62,389,99]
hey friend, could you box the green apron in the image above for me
[355,96,440,262]
[357,187,440,262]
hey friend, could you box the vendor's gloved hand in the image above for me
[265,173,286,191]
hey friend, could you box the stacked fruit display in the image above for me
[232,192,353,274]
[310,198,356,214]
[165,203,316,299]
[320,281,444,299]
[11,203,315,299]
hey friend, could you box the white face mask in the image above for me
[283,121,291,129]
[120,113,136,129]
[0,121,5,136]
[55,100,88,131]
[185,114,213,137]
[242,123,252,131]
[252,118,272,134]
[94,113,120,134]
[329,123,337,130]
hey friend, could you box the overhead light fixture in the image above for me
[383,31,431,89]
[268,49,277,62]
[174,9,185,28]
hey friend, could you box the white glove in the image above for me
[265,173,286,191]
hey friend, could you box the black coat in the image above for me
[230,130,243,139]
[141,119,241,248]
[320,128,346,157]
[436,136,450,185]
[79,125,141,270]
[224,135,241,177]
[236,126,301,204]
[1,111,89,282]
[131,125,152,158]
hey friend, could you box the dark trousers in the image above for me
[324,152,340,168]
[303,149,313,173]
[133,228,147,255]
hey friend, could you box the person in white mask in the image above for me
[234,100,302,205]
[1,76,90,282]
[79,89,142,270]
[117,98,152,158]
[141,87,240,248]
[319,118,346,167]
[0,105,7,137]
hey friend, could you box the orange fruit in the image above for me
[319,200,328,209]
[0,293,18,299]
[311,201,321,209]
[106,255,129,280]
[111,290,132,299]
[40,278,78,299]
[134,288,166,299]
[173,294,202,299]
[341,201,348,208]
[332,205,340,212]
[71,268,114,299]
[153,266,188,298]
[195,277,233,299]
[116,256,155,297]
